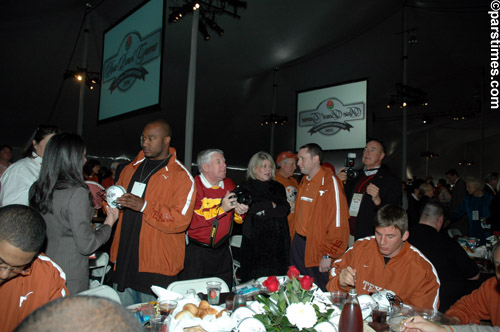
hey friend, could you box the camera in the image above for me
[231,186,252,205]
[344,153,361,181]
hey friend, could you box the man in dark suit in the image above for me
[337,139,402,240]
[484,172,498,196]
[409,201,479,311]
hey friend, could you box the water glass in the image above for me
[150,317,166,332]
[206,281,222,305]
[330,291,347,309]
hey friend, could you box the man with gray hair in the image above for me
[485,172,498,196]
[409,201,479,311]
[0,205,67,332]
[179,149,248,287]
[327,204,440,310]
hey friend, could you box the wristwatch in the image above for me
[323,254,331,259]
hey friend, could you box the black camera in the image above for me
[344,153,361,180]
[231,186,252,205]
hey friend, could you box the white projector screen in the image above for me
[98,0,164,121]
[296,79,367,151]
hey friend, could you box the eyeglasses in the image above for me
[0,262,32,276]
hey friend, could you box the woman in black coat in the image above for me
[239,151,291,282]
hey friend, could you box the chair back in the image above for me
[85,181,105,209]
[77,285,121,304]
[229,235,242,248]
[89,251,109,287]
[167,277,229,295]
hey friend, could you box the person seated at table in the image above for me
[15,296,142,332]
[326,204,440,310]
[445,241,500,326]
[402,315,500,332]
[409,201,479,312]
[0,204,68,332]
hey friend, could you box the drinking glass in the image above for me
[225,294,235,312]
[233,295,247,308]
[372,304,389,324]
[206,281,222,305]
[330,290,347,309]
[159,300,177,321]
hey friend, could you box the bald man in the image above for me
[110,119,196,306]
[15,296,142,332]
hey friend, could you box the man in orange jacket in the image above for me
[0,205,67,332]
[289,143,350,291]
[110,120,196,306]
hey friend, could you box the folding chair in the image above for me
[89,251,109,287]
[229,235,242,286]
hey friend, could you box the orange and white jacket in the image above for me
[327,237,440,310]
[0,254,68,332]
[110,148,196,276]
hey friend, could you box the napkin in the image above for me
[150,285,184,301]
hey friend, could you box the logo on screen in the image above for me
[298,98,365,136]
[102,29,161,93]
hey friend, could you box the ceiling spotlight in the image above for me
[402,101,407,107]
[205,17,224,36]
[76,74,83,81]
[193,2,200,10]
[198,23,210,40]
[408,35,418,44]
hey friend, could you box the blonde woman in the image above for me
[239,151,290,282]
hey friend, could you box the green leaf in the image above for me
[268,300,280,316]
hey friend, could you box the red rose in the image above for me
[263,276,280,292]
[299,275,314,291]
[287,266,300,280]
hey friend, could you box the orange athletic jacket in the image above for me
[110,148,196,276]
[327,237,441,310]
[289,167,350,267]
[0,254,68,332]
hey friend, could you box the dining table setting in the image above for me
[125,266,461,332]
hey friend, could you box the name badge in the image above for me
[349,193,364,217]
[300,196,313,202]
[132,182,146,197]
[472,210,479,221]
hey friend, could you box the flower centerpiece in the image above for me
[254,266,333,331]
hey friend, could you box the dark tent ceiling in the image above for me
[0,0,496,180]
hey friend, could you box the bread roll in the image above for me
[196,308,208,319]
[183,303,199,315]
[175,310,195,320]
[198,300,210,310]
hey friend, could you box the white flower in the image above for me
[285,302,317,330]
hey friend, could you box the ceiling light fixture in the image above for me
[168,0,247,40]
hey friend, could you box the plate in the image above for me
[231,306,256,324]
[314,321,338,332]
[235,317,266,332]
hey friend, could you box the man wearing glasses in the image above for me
[0,204,68,331]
